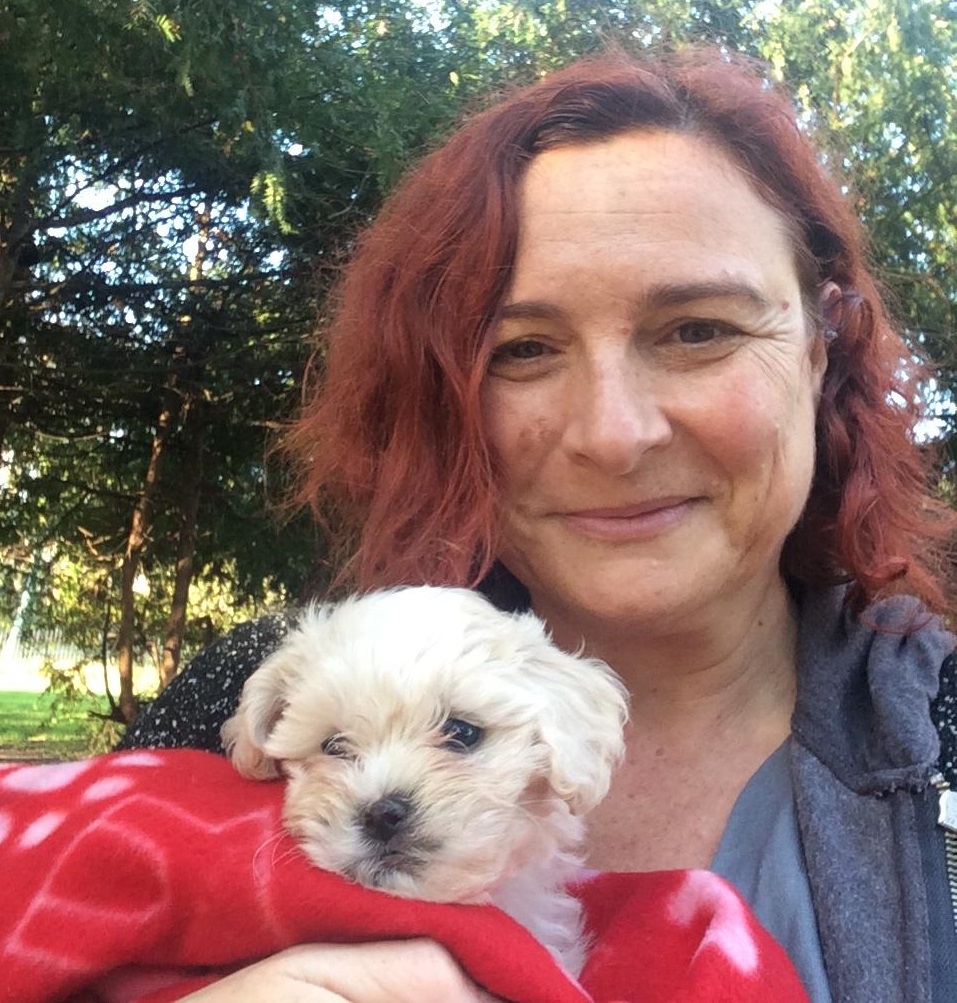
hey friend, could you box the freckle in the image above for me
[655,747,665,758]
[518,426,539,447]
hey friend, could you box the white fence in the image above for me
[0,626,88,692]
[0,627,158,694]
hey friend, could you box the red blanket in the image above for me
[0,749,809,1003]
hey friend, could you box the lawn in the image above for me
[0,690,116,761]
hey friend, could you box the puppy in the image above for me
[221,586,628,976]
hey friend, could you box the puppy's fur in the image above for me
[221,586,627,976]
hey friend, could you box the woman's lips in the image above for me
[556,498,699,540]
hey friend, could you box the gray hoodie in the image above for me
[791,586,956,1002]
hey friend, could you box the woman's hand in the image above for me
[181,940,499,1002]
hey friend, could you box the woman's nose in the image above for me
[564,360,672,475]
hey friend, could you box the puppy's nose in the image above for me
[362,794,413,842]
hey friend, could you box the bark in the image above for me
[159,394,205,689]
[117,203,210,719]
[115,381,181,722]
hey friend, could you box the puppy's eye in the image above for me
[321,734,352,758]
[440,718,483,752]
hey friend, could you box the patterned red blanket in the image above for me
[0,749,808,1003]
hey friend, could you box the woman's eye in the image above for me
[672,320,742,345]
[508,340,546,359]
[490,338,550,364]
[321,734,352,758]
[440,718,484,752]
[675,321,720,344]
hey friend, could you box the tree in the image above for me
[1,0,479,714]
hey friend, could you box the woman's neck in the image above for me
[540,574,799,736]
[551,577,800,871]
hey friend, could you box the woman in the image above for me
[121,48,957,1001]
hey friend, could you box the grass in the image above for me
[0,690,114,761]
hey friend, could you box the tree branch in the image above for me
[39,186,202,231]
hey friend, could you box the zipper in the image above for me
[930,771,957,932]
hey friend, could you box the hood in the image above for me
[792,585,954,794]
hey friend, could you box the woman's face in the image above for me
[481,130,826,635]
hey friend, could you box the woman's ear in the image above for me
[817,280,844,358]
[818,280,843,324]
[810,280,843,391]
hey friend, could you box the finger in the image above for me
[293,941,500,1002]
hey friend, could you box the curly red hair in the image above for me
[284,47,955,614]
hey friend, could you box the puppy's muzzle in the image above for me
[361,793,414,844]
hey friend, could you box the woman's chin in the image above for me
[522,553,786,645]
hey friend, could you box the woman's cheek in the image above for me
[485,389,560,483]
[701,368,816,531]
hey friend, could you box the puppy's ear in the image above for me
[220,645,298,780]
[515,619,629,815]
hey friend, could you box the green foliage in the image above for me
[756,0,957,355]
[39,661,125,756]
[2,0,338,673]
[752,0,957,471]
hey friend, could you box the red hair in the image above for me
[284,48,955,614]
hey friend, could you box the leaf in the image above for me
[154,13,181,44]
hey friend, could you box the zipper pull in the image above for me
[931,772,957,833]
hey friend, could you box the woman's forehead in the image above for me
[510,131,801,305]
[519,131,778,232]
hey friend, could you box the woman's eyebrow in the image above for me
[642,279,774,311]
[498,281,774,323]
[496,300,567,322]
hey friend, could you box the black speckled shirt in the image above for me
[116,613,293,753]
[932,652,957,784]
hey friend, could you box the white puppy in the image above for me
[221,586,628,976]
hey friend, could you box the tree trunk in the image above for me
[159,393,205,689]
[115,382,180,722]
[117,204,211,718]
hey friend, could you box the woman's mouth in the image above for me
[557,498,700,541]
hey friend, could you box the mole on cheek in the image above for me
[780,300,791,312]
[515,420,551,453]
[516,423,544,450]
